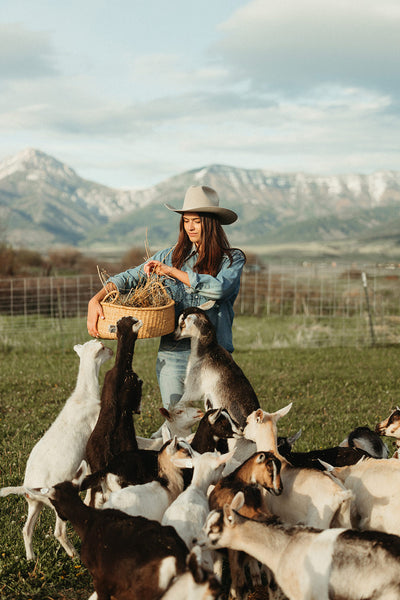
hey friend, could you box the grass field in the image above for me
[1,315,400,599]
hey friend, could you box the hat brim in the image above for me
[164,203,237,225]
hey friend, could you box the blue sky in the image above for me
[1,0,399,188]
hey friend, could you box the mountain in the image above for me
[1,148,399,259]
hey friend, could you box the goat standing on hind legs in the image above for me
[173,306,260,428]
[0,339,113,560]
[85,316,143,506]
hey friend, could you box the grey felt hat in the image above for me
[165,185,238,225]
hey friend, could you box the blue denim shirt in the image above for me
[107,246,245,353]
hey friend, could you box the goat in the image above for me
[149,405,204,440]
[27,464,188,600]
[79,447,159,494]
[102,437,193,522]
[85,316,143,505]
[277,430,373,469]
[161,546,221,600]
[197,491,400,600]
[320,457,400,535]
[173,307,260,427]
[376,407,400,456]
[191,407,243,455]
[208,451,282,600]
[162,450,234,550]
[244,405,353,529]
[209,451,282,517]
[0,339,113,560]
[339,425,389,458]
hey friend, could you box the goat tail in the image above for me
[0,485,29,497]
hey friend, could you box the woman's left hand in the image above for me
[144,260,172,278]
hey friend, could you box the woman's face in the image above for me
[183,212,202,246]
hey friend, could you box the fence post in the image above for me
[362,272,376,346]
[240,270,245,315]
[254,262,259,315]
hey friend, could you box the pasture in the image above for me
[0,314,399,599]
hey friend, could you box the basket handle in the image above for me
[102,289,120,304]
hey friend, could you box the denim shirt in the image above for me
[107,246,245,353]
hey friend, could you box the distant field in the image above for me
[1,316,399,599]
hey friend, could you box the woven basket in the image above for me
[97,290,176,340]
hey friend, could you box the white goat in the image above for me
[162,450,234,550]
[321,457,400,535]
[137,405,204,449]
[102,437,192,522]
[0,339,113,560]
[197,491,400,600]
[244,404,353,528]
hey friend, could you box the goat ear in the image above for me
[131,319,143,334]
[256,453,266,464]
[159,407,171,421]
[318,459,335,472]
[205,397,213,412]
[223,503,237,527]
[198,300,215,311]
[255,409,264,423]
[208,408,222,425]
[73,344,83,356]
[161,422,172,443]
[231,491,245,512]
[274,402,292,421]
[218,450,235,465]
[287,429,302,446]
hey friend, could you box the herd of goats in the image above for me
[2,306,400,600]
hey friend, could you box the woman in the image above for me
[87,185,245,409]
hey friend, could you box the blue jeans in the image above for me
[156,348,190,409]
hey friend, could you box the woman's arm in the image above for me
[186,250,245,301]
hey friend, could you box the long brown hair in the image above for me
[171,213,244,277]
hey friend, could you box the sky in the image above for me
[1,0,399,189]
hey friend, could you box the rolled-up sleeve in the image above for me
[186,250,245,300]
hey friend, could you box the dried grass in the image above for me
[97,239,174,308]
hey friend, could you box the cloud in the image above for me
[213,0,400,96]
[0,23,58,79]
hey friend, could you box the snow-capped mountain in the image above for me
[0,148,399,252]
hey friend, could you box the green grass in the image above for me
[1,315,400,599]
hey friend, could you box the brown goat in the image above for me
[86,317,142,468]
[29,465,188,600]
[85,316,143,505]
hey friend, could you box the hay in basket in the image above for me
[96,267,175,340]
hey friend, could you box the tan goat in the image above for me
[243,404,353,528]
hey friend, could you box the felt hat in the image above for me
[165,185,238,225]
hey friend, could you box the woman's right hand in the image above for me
[87,296,105,337]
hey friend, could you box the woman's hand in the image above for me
[144,260,172,278]
[87,297,105,337]
[144,260,190,286]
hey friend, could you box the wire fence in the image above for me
[1,263,400,348]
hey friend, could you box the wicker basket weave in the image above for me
[97,290,176,340]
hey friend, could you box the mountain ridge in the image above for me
[1,148,399,258]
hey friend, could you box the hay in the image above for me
[95,244,176,339]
